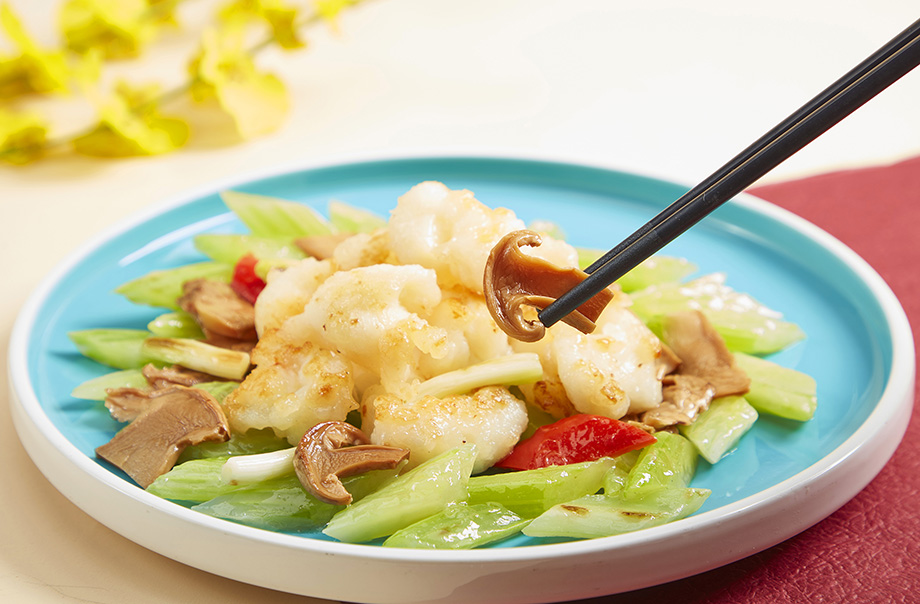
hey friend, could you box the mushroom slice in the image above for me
[293,421,409,505]
[143,363,222,389]
[95,386,231,488]
[104,387,152,422]
[641,374,715,429]
[295,233,353,260]
[484,230,614,342]
[661,310,750,397]
[178,279,258,342]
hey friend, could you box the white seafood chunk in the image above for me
[367,386,528,474]
[223,335,358,445]
[254,258,334,336]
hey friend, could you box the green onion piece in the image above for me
[69,329,157,370]
[733,353,817,421]
[221,190,333,237]
[680,396,759,464]
[383,502,529,549]
[114,262,233,310]
[323,444,477,543]
[140,337,250,380]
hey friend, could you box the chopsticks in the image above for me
[537,17,920,330]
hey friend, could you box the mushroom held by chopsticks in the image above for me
[483,230,614,342]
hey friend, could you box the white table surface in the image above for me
[2,1,918,602]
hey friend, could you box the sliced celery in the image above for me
[69,329,157,370]
[632,274,805,354]
[601,453,638,496]
[193,233,305,265]
[466,458,614,518]
[192,470,399,532]
[70,368,148,400]
[192,380,239,404]
[383,502,529,549]
[146,457,241,503]
[147,311,204,338]
[328,200,387,233]
[180,428,287,462]
[623,432,697,496]
[140,337,250,380]
[616,256,697,293]
[221,190,333,238]
[522,487,710,539]
[114,262,233,310]
[415,353,543,400]
[734,352,817,421]
[680,396,759,464]
[576,247,603,271]
[323,445,477,543]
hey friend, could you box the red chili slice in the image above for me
[230,253,266,304]
[495,414,656,470]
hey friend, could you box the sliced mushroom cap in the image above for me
[661,310,750,397]
[484,230,614,342]
[640,374,715,429]
[178,279,258,342]
[104,387,152,422]
[143,363,223,389]
[95,386,230,488]
[293,421,409,505]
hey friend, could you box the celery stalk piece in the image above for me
[221,447,296,485]
[576,247,603,271]
[114,262,233,310]
[221,190,333,237]
[323,444,478,543]
[146,457,242,503]
[680,396,759,464]
[383,502,529,549]
[70,368,148,400]
[254,257,300,280]
[733,352,817,421]
[616,256,698,293]
[466,458,614,518]
[623,431,697,496]
[192,469,399,532]
[327,200,387,233]
[193,233,305,265]
[69,329,157,370]
[180,428,287,462]
[190,381,238,404]
[630,274,805,355]
[147,311,205,338]
[140,337,250,380]
[522,487,711,539]
[415,353,543,400]
[601,454,637,496]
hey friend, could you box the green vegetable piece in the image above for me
[576,247,603,271]
[193,233,305,265]
[630,274,805,355]
[522,487,710,539]
[146,456,241,503]
[192,469,399,532]
[733,352,817,421]
[327,200,387,233]
[114,262,233,310]
[623,432,697,496]
[147,311,204,338]
[466,458,614,518]
[601,453,637,496]
[179,427,286,462]
[140,337,250,380]
[383,502,529,549]
[680,396,759,464]
[323,444,477,543]
[192,381,239,404]
[69,329,156,370]
[221,190,333,238]
[617,256,698,293]
[70,368,147,400]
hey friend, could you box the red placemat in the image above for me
[583,156,920,604]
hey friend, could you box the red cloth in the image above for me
[581,156,920,604]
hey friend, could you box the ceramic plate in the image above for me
[9,156,915,604]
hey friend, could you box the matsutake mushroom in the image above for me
[178,278,258,345]
[484,230,614,342]
[293,421,409,505]
[95,386,230,488]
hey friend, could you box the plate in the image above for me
[9,155,915,603]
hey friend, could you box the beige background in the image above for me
[2,1,919,602]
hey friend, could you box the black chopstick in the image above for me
[537,17,920,330]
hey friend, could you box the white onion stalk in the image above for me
[414,352,543,400]
[221,447,296,485]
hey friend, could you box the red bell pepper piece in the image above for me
[495,414,656,470]
[231,253,266,304]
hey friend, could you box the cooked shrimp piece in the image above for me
[254,258,334,336]
[367,385,528,474]
[223,333,358,445]
[281,263,448,395]
[331,229,394,272]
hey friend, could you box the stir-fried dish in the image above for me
[69,182,817,548]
